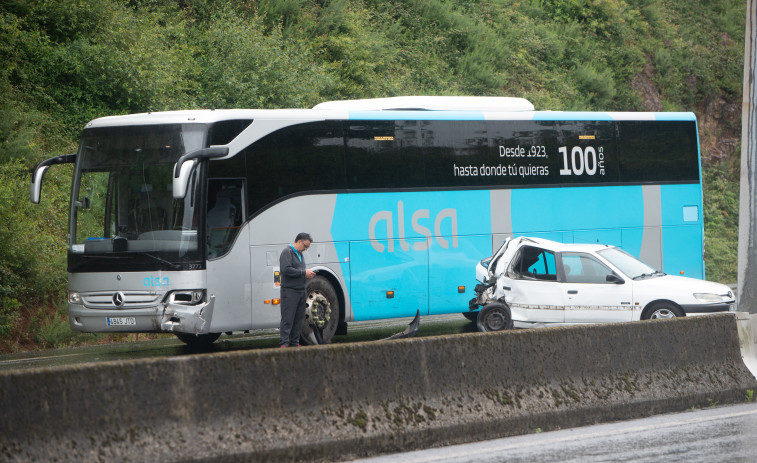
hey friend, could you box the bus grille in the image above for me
[80,291,162,309]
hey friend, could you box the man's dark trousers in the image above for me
[280,287,307,347]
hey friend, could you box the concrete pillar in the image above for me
[738,0,757,313]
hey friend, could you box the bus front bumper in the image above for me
[68,295,215,335]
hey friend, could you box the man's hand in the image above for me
[306,269,316,279]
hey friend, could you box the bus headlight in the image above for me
[68,291,81,304]
[693,293,731,303]
[166,290,206,305]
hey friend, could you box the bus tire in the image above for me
[641,302,684,320]
[302,275,340,345]
[174,332,220,349]
[476,302,513,332]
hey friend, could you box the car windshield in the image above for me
[68,124,207,272]
[597,247,661,279]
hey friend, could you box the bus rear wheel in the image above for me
[174,332,221,349]
[301,275,340,345]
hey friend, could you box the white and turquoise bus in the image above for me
[30,96,705,346]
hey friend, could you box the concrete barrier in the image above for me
[2,313,756,462]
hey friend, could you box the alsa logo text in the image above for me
[368,201,458,253]
[144,276,169,287]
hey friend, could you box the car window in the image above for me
[561,253,614,284]
[596,246,657,279]
[507,246,557,281]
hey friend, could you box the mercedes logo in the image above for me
[112,292,125,308]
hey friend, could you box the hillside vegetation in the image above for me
[0,0,746,352]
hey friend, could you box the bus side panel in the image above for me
[660,183,705,279]
[350,239,428,320]
[509,185,647,256]
[572,229,623,247]
[249,244,289,329]
[247,194,354,322]
[332,190,490,320]
[622,227,662,270]
[428,234,491,315]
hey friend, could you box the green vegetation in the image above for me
[0,0,746,352]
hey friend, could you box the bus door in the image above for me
[205,178,252,331]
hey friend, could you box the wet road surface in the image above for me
[351,402,757,463]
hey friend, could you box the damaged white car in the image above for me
[469,237,736,331]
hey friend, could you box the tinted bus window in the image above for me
[345,120,424,189]
[424,120,490,187]
[208,120,253,146]
[554,121,619,185]
[245,121,344,215]
[617,121,699,183]
[487,120,558,187]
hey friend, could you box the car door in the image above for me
[560,252,634,323]
[500,245,564,323]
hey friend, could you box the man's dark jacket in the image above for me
[280,245,307,290]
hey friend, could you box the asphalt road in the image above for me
[350,402,757,463]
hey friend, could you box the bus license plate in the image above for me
[107,317,136,326]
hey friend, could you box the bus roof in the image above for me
[83,97,696,129]
[312,96,535,112]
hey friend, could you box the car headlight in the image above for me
[68,291,81,304]
[693,293,731,303]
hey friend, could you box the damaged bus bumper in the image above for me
[68,293,215,335]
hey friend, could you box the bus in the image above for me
[30,96,704,347]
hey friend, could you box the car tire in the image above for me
[642,302,684,320]
[476,302,514,332]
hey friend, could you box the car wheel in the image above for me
[301,275,340,345]
[476,302,514,332]
[642,302,684,320]
[175,332,221,349]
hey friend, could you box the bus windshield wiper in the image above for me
[142,253,181,270]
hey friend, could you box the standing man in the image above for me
[279,232,316,347]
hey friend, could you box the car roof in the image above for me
[514,236,616,254]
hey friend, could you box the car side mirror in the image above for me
[606,274,625,284]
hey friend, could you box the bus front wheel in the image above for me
[302,275,340,345]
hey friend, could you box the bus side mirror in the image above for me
[172,146,229,199]
[30,154,76,203]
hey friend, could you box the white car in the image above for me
[469,237,736,331]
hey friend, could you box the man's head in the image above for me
[293,232,313,252]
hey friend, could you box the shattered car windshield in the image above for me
[597,247,658,279]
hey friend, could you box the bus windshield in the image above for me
[68,124,207,272]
